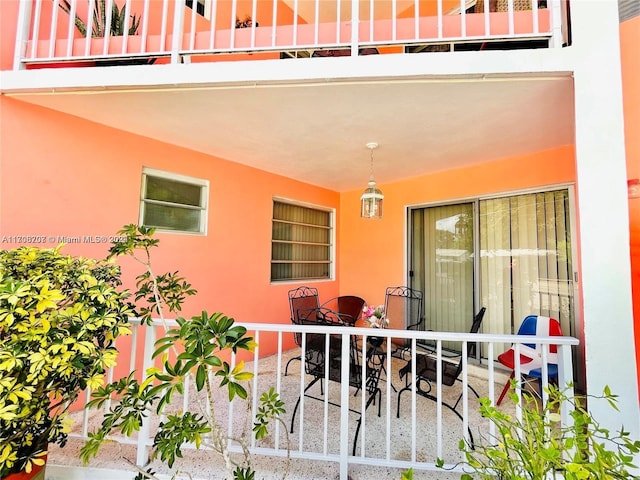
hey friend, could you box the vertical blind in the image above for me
[480,190,573,356]
[271,201,332,281]
[411,189,574,362]
[412,203,475,352]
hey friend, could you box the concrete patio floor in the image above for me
[46,349,512,480]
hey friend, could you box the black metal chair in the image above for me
[289,318,382,456]
[383,286,425,360]
[285,287,364,376]
[319,295,366,326]
[285,286,321,376]
[396,307,486,447]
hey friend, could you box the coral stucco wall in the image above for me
[1,3,638,394]
[0,97,340,356]
[621,16,640,396]
[338,146,576,317]
[0,0,19,71]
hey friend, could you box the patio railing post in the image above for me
[556,342,575,416]
[136,323,157,467]
[556,342,575,463]
[339,330,351,479]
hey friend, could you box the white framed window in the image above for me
[140,167,208,234]
[271,199,334,282]
[185,0,212,19]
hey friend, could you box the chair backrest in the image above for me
[496,0,533,11]
[517,315,563,353]
[449,307,487,381]
[402,307,486,387]
[466,306,487,359]
[336,296,365,325]
[384,286,424,330]
[289,286,320,322]
[474,0,532,12]
[288,286,320,346]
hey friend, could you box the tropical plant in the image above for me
[79,225,289,480]
[439,383,640,479]
[0,245,133,477]
[400,468,414,479]
[235,15,258,28]
[59,0,141,37]
[362,304,388,329]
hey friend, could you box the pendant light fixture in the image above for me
[360,142,384,219]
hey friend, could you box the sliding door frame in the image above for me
[405,183,584,389]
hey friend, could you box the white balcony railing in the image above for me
[13,0,567,70]
[55,317,579,480]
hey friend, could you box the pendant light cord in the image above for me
[366,142,378,183]
[369,148,375,181]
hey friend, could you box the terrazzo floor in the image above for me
[46,349,512,480]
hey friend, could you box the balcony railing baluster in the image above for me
[11,0,565,69]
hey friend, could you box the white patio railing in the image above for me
[61,317,579,480]
[13,0,567,70]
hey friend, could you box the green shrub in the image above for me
[450,384,640,480]
[79,225,288,480]
[0,246,133,476]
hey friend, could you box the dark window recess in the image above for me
[185,0,205,16]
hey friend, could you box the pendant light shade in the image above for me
[361,142,384,219]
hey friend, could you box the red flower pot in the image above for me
[3,456,47,480]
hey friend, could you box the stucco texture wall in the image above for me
[0,97,340,356]
[338,145,577,317]
[0,0,19,71]
[621,16,640,396]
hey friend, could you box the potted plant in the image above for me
[235,15,258,28]
[437,383,640,479]
[0,245,133,479]
[59,0,141,37]
[58,0,155,66]
[79,225,289,480]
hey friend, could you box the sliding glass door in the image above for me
[410,203,475,353]
[479,191,575,353]
[409,188,578,384]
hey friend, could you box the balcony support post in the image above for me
[350,0,359,57]
[171,0,186,64]
[13,0,32,70]
[549,0,564,48]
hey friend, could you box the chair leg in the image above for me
[371,350,396,393]
[352,390,381,457]
[497,372,515,406]
[289,396,302,434]
[353,416,363,456]
[398,385,477,450]
[284,355,301,376]
[290,377,321,433]
[396,385,410,418]
[381,362,397,393]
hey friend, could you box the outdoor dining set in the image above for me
[285,285,563,454]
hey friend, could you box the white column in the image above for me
[571,0,640,446]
